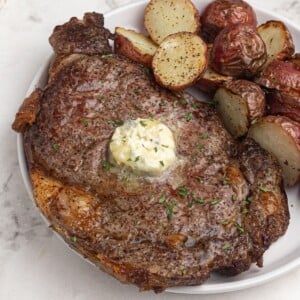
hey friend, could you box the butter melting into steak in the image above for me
[12,13,289,292]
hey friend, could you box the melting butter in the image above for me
[109,118,176,176]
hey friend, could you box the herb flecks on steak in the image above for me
[12,12,289,293]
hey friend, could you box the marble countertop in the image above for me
[0,0,300,299]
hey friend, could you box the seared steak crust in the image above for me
[49,12,112,55]
[13,13,289,292]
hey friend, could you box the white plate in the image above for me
[17,0,300,295]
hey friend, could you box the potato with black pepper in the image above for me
[214,80,266,138]
[201,0,257,43]
[144,0,200,45]
[152,32,208,91]
[248,115,300,186]
[212,24,267,77]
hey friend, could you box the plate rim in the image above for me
[16,0,300,295]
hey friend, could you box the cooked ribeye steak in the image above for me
[12,13,289,292]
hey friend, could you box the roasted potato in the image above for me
[195,44,233,94]
[255,60,300,97]
[248,116,300,186]
[267,90,300,123]
[114,27,157,67]
[152,32,208,91]
[258,20,295,66]
[144,0,200,45]
[212,24,267,77]
[289,53,300,66]
[214,80,266,138]
[201,0,257,43]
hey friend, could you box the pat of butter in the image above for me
[110,118,176,176]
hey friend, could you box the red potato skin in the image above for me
[114,33,153,67]
[267,90,300,123]
[212,24,267,77]
[195,44,233,94]
[289,53,300,66]
[201,0,257,43]
[223,80,266,121]
[255,60,300,97]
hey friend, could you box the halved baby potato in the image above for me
[144,0,200,44]
[152,32,208,91]
[258,20,295,66]
[114,27,157,67]
[214,80,266,138]
[195,44,233,94]
[248,115,300,186]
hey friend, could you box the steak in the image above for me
[12,13,289,292]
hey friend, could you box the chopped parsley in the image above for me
[179,98,187,105]
[246,196,253,203]
[181,269,187,275]
[101,54,113,58]
[177,186,189,198]
[102,160,114,170]
[158,195,166,204]
[159,101,167,107]
[53,143,60,151]
[184,112,193,121]
[165,200,177,220]
[134,156,140,162]
[222,220,230,225]
[223,242,231,250]
[231,195,237,202]
[221,173,231,186]
[154,147,158,152]
[162,144,169,148]
[258,185,270,192]
[71,236,77,243]
[211,199,221,205]
[107,120,123,127]
[197,143,205,151]
[234,222,245,233]
[195,198,204,204]
[140,120,147,127]
[191,102,200,109]
[159,160,165,167]
[202,133,209,139]
[242,208,249,214]
[148,114,154,120]
[82,120,89,127]
[133,89,140,94]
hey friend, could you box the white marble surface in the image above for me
[0,0,300,299]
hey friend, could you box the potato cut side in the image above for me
[195,44,233,94]
[114,27,157,67]
[152,32,207,91]
[144,0,200,44]
[248,116,300,186]
[214,87,249,138]
[258,20,295,66]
